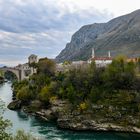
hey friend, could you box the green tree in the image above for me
[63,61,72,65]
[0,70,4,77]
[39,81,59,104]
[103,56,136,90]
[137,57,140,72]
[0,100,12,140]
[89,87,101,103]
[17,86,34,101]
[38,58,56,76]
[39,85,51,104]
[66,84,76,103]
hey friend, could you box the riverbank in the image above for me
[0,76,4,84]
[8,98,140,134]
[2,82,140,140]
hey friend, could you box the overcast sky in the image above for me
[0,0,140,66]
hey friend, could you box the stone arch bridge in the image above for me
[0,67,21,81]
[0,66,35,81]
[0,54,38,81]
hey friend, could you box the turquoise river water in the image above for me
[1,82,140,140]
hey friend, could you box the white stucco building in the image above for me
[88,48,112,67]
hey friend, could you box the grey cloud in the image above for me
[0,0,113,33]
[0,0,113,66]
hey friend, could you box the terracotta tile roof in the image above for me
[90,57,112,60]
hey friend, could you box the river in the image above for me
[1,82,140,140]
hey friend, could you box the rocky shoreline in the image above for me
[8,99,140,134]
[57,119,140,133]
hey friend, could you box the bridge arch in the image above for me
[0,68,20,81]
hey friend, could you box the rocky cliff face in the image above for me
[56,9,140,62]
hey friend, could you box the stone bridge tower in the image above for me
[28,54,38,64]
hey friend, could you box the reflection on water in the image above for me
[1,82,140,140]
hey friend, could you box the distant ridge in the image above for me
[56,9,140,62]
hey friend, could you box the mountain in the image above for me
[55,9,140,62]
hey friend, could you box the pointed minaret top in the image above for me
[92,48,95,58]
[108,51,111,58]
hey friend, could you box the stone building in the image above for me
[28,54,38,64]
[15,54,38,80]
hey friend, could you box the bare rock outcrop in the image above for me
[56,9,140,62]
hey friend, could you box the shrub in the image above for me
[13,130,39,140]
[17,86,34,101]
[39,85,51,104]
[78,102,88,112]
[49,96,57,104]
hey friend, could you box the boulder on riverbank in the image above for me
[7,100,22,110]
[23,100,43,113]
[35,99,69,121]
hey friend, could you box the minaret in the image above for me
[92,48,95,58]
[108,51,111,58]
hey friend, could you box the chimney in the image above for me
[92,48,95,58]
[108,51,111,58]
